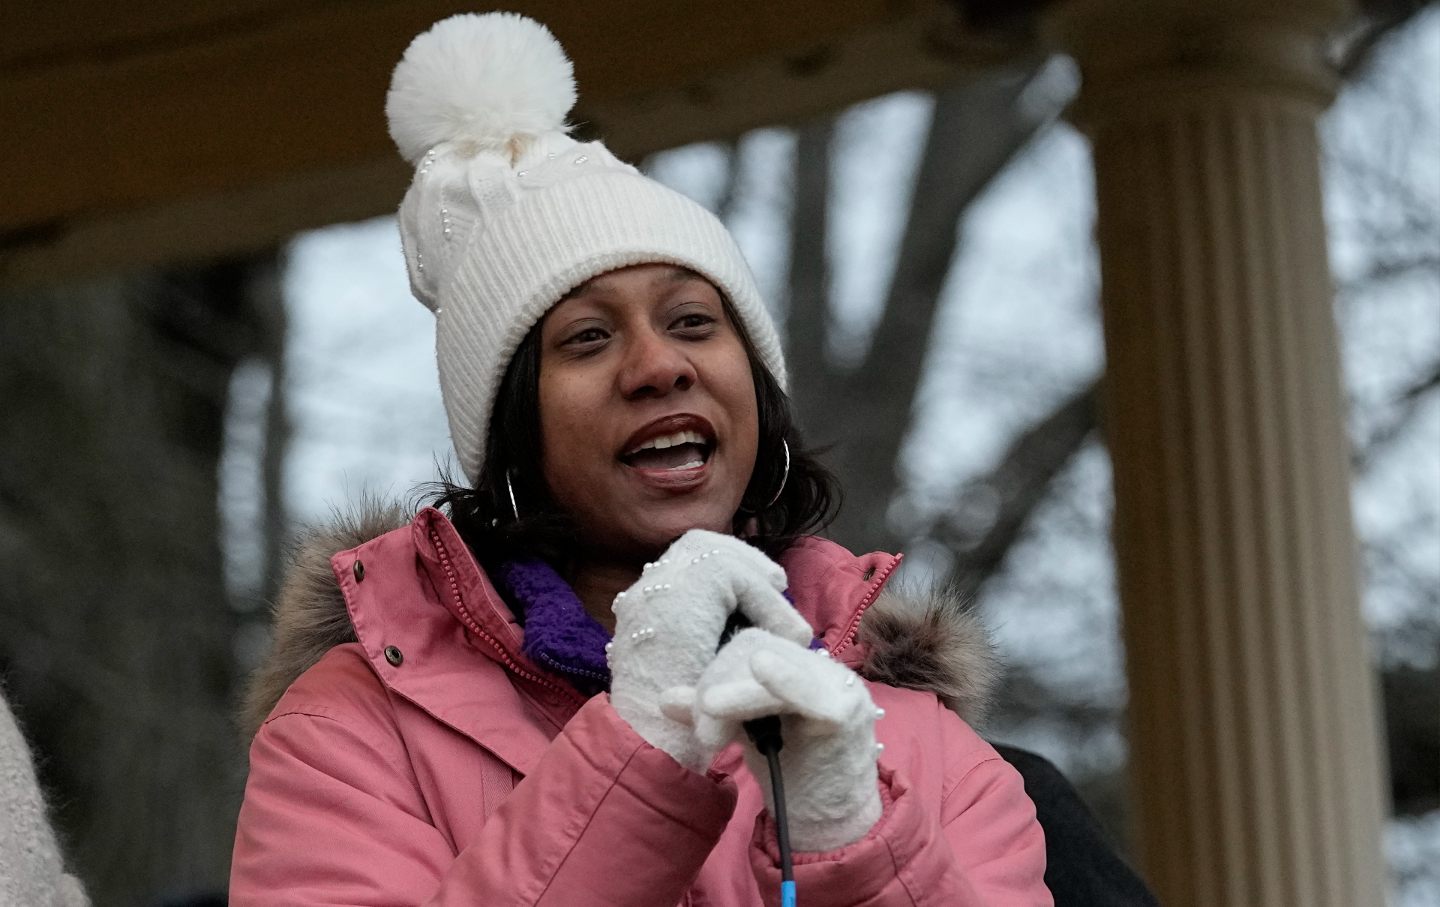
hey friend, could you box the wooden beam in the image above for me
[0,0,1025,287]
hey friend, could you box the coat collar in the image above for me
[335,509,577,776]
[240,505,997,756]
[778,536,903,663]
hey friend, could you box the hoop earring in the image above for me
[505,470,521,522]
[764,439,790,510]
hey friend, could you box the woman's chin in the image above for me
[581,501,738,562]
[615,465,747,544]
[639,509,736,549]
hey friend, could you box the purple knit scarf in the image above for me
[494,559,612,696]
[494,558,817,698]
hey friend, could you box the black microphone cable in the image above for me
[720,613,796,906]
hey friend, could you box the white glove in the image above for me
[607,530,813,772]
[664,628,884,852]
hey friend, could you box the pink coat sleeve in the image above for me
[748,705,1052,906]
[231,679,737,906]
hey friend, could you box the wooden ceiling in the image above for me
[0,1,1045,288]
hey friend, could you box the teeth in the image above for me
[628,429,708,455]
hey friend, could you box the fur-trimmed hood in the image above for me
[240,505,998,740]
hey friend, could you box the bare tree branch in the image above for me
[711,139,743,226]
[1353,357,1440,470]
[1335,0,1435,79]
[816,61,1067,552]
[786,116,837,418]
[1337,253,1440,296]
[939,380,1100,598]
[253,258,291,601]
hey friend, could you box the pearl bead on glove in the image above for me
[607,530,813,772]
[663,628,885,852]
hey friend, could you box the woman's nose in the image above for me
[618,329,696,399]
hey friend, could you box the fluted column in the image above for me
[1047,2,1388,905]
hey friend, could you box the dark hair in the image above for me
[430,301,840,577]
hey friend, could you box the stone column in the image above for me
[1047,2,1388,905]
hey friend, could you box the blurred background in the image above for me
[2,2,1436,905]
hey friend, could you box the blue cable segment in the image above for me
[781,880,797,907]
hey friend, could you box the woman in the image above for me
[230,13,1051,906]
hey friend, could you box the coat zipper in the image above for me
[830,553,903,658]
[429,529,586,709]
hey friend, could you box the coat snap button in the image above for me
[353,560,366,582]
[384,645,404,667]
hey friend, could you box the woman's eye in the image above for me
[673,313,716,332]
[566,327,608,345]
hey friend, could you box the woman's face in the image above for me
[536,263,759,563]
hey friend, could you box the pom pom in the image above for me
[386,13,576,165]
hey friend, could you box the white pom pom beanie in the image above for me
[386,13,787,484]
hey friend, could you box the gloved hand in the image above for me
[663,628,885,852]
[607,530,812,772]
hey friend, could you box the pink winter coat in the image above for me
[231,507,1051,905]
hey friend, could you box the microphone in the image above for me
[718,612,784,754]
[719,612,795,904]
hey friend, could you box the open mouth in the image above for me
[620,428,714,471]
